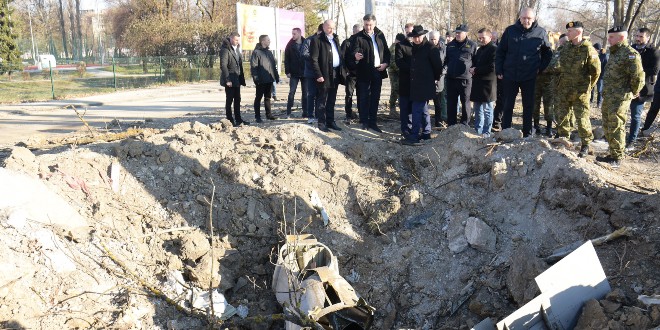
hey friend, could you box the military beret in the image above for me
[608,26,625,33]
[566,21,583,29]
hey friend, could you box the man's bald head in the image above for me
[519,7,536,29]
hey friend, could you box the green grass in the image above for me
[98,64,161,75]
[0,79,115,103]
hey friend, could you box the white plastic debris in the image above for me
[236,304,249,319]
[638,295,660,306]
[111,162,121,193]
[189,288,237,320]
[310,190,330,226]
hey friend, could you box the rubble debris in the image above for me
[496,128,523,142]
[272,235,375,330]
[496,241,611,330]
[464,217,496,253]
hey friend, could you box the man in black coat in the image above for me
[469,28,497,137]
[302,24,324,123]
[220,32,249,126]
[310,19,343,132]
[250,35,280,123]
[341,24,361,123]
[401,25,443,146]
[627,27,660,147]
[428,30,447,128]
[445,24,477,126]
[496,7,552,137]
[348,14,391,132]
[284,28,306,118]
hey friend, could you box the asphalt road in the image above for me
[0,82,226,146]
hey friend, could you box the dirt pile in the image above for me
[1,117,659,329]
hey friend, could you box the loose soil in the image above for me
[1,83,659,329]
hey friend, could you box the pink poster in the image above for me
[276,9,305,51]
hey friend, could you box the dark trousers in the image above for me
[224,86,243,124]
[493,77,504,128]
[345,75,357,117]
[446,78,472,125]
[316,84,338,126]
[304,77,317,118]
[643,92,660,131]
[399,95,413,135]
[286,76,307,115]
[357,68,383,126]
[254,83,272,119]
[502,78,536,136]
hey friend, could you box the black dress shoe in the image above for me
[369,125,383,133]
[255,118,263,123]
[328,122,342,131]
[361,124,369,130]
[318,125,331,132]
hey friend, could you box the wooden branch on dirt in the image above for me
[137,227,196,238]
[65,104,95,136]
[606,180,656,195]
[434,170,490,189]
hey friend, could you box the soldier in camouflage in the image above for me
[596,26,645,167]
[534,34,567,136]
[556,21,601,157]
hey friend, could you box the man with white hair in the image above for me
[556,21,600,158]
[597,26,644,168]
[496,7,552,137]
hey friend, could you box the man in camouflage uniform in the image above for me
[388,33,405,116]
[597,26,645,167]
[534,34,567,136]
[556,21,600,157]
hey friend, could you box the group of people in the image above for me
[219,8,660,168]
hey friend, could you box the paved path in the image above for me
[0,83,225,146]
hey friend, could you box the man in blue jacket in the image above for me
[496,7,552,137]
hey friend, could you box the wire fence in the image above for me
[0,55,256,102]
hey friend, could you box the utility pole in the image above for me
[28,8,37,64]
[365,0,375,15]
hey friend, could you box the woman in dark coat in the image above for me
[469,28,497,136]
[250,35,280,122]
[402,25,443,145]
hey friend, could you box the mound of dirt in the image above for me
[1,117,659,329]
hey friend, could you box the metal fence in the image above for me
[0,55,254,102]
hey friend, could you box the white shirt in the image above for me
[370,33,381,67]
[232,45,239,57]
[327,34,340,68]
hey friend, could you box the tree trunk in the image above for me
[58,0,69,59]
[68,0,77,60]
[76,0,83,60]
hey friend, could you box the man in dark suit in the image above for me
[310,19,343,132]
[348,14,391,132]
[219,32,249,126]
[470,28,497,137]
[445,24,477,126]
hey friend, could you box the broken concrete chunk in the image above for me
[574,299,609,330]
[506,244,544,306]
[490,159,508,188]
[496,128,523,142]
[403,189,421,205]
[447,216,468,254]
[3,147,37,175]
[464,217,496,253]
[180,231,210,262]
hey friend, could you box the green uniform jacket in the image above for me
[603,41,645,100]
[545,46,562,75]
[559,39,600,94]
[388,44,399,73]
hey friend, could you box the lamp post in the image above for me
[28,7,38,65]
